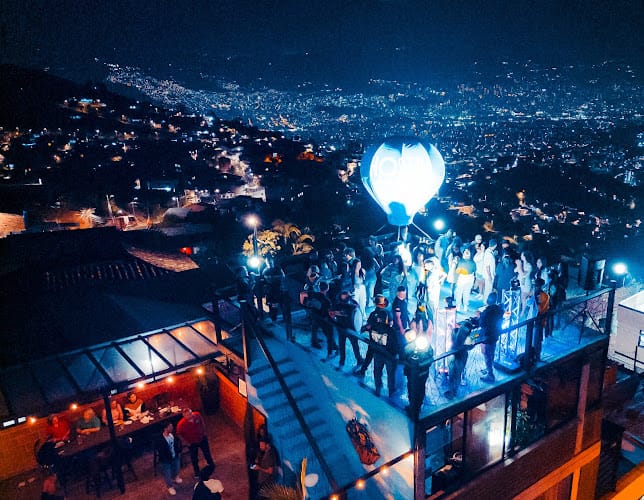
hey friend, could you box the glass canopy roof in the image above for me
[0,318,221,420]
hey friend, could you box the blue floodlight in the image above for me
[248,255,261,268]
[415,335,430,352]
[433,219,446,231]
[612,262,627,276]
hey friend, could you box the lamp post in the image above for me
[246,214,260,269]
[246,215,260,266]
[612,262,628,287]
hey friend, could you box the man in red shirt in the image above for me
[176,407,215,478]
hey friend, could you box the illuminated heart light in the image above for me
[361,138,445,226]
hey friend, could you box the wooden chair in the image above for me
[83,447,113,497]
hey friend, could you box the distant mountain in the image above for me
[0,64,130,128]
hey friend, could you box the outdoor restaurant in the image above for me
[0,232,256,496]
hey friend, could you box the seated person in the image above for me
[46,414,71,442]
[102,399,124,426]
[123,391,146,419]
[77,408,101,435]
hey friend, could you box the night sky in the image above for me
[2,0,643,85]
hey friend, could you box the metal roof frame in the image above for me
[0,318,221,421]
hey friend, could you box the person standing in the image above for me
[472,241,485,296]
[495,249,516,301]
[424,257,446,317]
[454,246,476,313]
[331,290,364,371]
[445,319,473,399]
[482,239,498,302]
[362,294,398,397]
[516,251,535,317]
[445,237,463,299]
[252,438,277,499]
[156,422,183,496]
[532,278,550,361]
[392,286,411,356]
[361,245,380,314]
[177,408,215,479]
[237,267,258,325]
[278,267,294,342]
[434,228,453,273]
[479,292,504,383]
[305,281,336,355]
[379,254,407,304]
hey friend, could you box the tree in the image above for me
[77,208,101,229]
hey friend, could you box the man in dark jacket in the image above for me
[156,422,183,496]
[363,294,398,397]
[479,292,504,383]
[306,281,336,355]
[331,289,364,370]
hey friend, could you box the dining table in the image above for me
[54,403,185,489]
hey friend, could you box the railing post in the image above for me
[102,391,125,494]
[239,299,251,371]
[524,319,535,371]
[212,294,223,343]
[604,280,617,336]
[413,423,425,500]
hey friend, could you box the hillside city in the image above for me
[0,60,642,278]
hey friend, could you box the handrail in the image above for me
[246,312,340,492]
[325,449,414,499]
[342,285,614,371]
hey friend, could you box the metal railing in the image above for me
[239,300,339,494]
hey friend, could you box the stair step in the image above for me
[310,430,334,443]
[264,393,312,411]
[306,418,326,430]
[298,402,318,415]
[249,366,299,388]
[261,380,307,400]
[280,434,308,449]
[248,358,289,376]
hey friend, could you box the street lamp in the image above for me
[246,214,260,258]
[247,255,261,269]
[612,262,628,287]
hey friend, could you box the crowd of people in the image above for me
[235,227,571,412]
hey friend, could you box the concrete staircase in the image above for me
[246,334,356,498]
